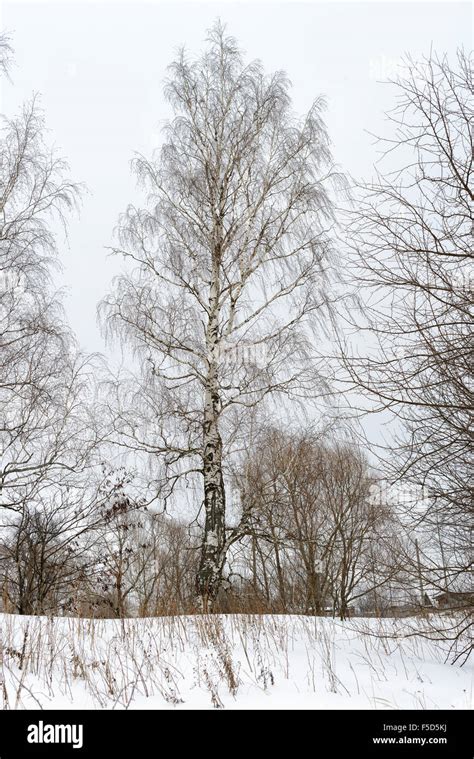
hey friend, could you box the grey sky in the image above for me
[1,0,471,358]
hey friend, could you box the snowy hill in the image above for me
[1,613,472,710]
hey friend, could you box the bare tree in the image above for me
[132,513,198,616]
[0,42,107,616]
[0,92,89,507]
[77,467,199,617]
[1,498,92,615]
[87,468,150,618]
[0,33,12,77]
[343,50,473,637]
[101,23,341,609]
[236,427,394,618]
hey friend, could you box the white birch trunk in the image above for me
[196,275,226,610]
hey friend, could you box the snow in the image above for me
[1,613,472,710]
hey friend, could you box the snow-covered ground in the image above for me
[1,613,472,710]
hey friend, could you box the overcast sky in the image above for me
[1,1,470,357]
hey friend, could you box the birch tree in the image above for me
[101,23,340,609]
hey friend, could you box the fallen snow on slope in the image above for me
[1,613,472,709]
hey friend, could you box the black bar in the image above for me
[0,709,471,758]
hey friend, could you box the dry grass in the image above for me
[0,613,471,710]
